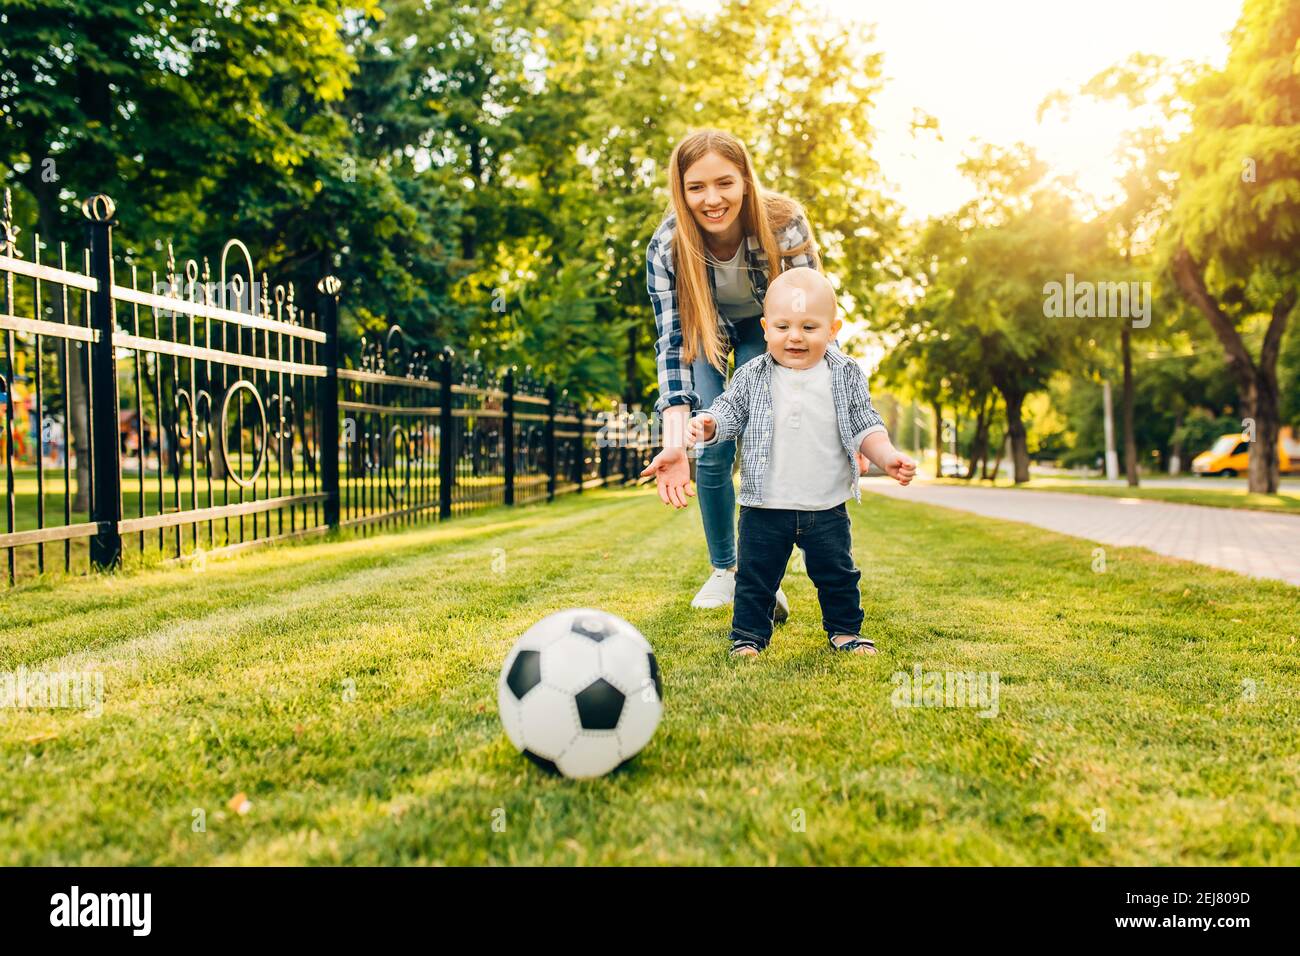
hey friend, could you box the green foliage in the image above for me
[2,0,1293,439]
[469,0,893,401]
[872,143,1101,474]
[1,0,895,407]
[874,0,1299,475]
[1171,0,1300,276]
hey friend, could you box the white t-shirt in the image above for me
[761,358,860,510]
[709,242,762,321]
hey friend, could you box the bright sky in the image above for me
[817,0,1241,222]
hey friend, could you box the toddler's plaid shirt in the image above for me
[696,348,887,506]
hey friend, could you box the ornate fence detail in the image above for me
[449,350,507,516]
[336,325,439,531]
[0,191,330,585]
[1,189,99,582]
[1,191,657,587]
[511,368,552,507]
[110,225,331,566]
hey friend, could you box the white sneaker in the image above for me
[691,568,736,609]
[773,587,790,625]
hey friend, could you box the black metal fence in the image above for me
[0,191,656,587]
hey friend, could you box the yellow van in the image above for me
[1191,427,1300,476]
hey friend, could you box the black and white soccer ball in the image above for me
[498,608,663,779]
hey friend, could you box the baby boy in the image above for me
[687,267,916,657]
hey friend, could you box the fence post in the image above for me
[439,348,454,519]
[503,366,515,506]
[598,405,609,487]
[317,276,342,530]
[620,407,629,484]
[545,384,556,502]
[82,195,122,570]
[575,401,584,495]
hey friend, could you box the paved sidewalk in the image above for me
[861,481,1300,588]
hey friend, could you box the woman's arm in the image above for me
[641,223,696,508]
[647,225,698,419]
[661,405,690,450]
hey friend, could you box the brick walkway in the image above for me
[861,481,1300,588]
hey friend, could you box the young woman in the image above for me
[640,129,821,613]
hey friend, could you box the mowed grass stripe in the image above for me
[0,488,660,668]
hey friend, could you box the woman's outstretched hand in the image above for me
[639,446,695,509]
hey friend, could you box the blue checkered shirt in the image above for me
[696,347,887,506]
[646,212,819,414]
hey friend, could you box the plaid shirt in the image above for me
[646,211,819,414]
[697,347,887,506]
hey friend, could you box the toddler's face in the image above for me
[762,292,841,370]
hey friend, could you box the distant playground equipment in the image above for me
[0,351,33,463]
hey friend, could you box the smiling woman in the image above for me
[639,129,821,613]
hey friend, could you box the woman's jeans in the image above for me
[692,318,767,569]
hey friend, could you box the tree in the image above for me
[453,0,896,405]
[1167,0,1300,493]
[0,0,365,504]
[877,145,1096,483]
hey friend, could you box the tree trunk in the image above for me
[1172,245,1293,494]
[986,432,1006,481]
[1169,410,1184,476]
[1250,395,1281,493]
[998,386,1030,483]
[933,402,943,478]
[1102,378,1119,478]
[965,392,991,480]
[1121,325,1139,487]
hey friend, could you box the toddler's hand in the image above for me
[885,451,917,485]
[687,413,716,446]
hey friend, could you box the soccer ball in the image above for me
[497,608,663,779]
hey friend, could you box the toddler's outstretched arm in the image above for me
[860,430,917,485]
[687,413,716,446]
[688,362,757,448]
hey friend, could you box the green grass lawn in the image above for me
[935,476,1300,515]
[4,467,524,532]
[1,484,1298,865]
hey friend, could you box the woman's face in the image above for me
[681,151,746,240]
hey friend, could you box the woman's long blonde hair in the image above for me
[666,129,819,371]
